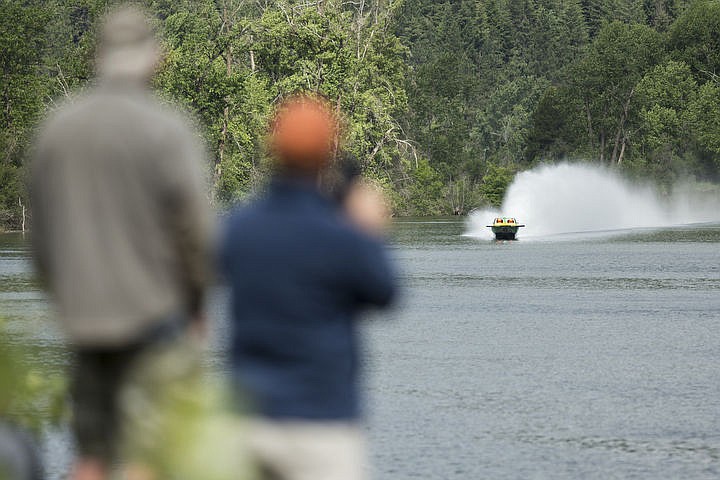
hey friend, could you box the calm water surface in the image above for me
[1,220,719,479]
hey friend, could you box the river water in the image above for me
[1,219,719,479]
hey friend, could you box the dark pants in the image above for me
[71,345,143,463]
[70,314,190,464]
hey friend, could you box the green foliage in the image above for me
[0,1,50,230]
[527,8,719,186]
[645,0,684,31]
[144,386,253,480]
[568,21,665,160]
[1,0,719,219]
[634,60,697,152]
[688,81,720,161]
[121,341,253,480]
[0,164,24,230]
[0,0,109,230]
[479,164,515,208]
[154,0,411,205]
[525,86,585,162]
[396,0,573,198]
[401,158,445,215]
[668,0,720,80]
[0,318,67,433]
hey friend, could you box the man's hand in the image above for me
[344,180,391,236]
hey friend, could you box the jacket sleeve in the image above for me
[347,235,397,308]
[29,131,51,284]
[161,118,214,316]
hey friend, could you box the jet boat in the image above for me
[486,217,525,240]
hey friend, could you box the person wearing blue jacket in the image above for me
[220,96,396,480]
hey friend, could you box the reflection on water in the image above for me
[2,222,720,479]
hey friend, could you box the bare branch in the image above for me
[698,67,720,84]
[55,63,71,98]
[369,125,395,160]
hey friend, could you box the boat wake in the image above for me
[465,163,720,240]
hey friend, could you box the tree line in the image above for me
[1,0,719,229]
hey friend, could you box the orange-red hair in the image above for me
[269,95,338,172]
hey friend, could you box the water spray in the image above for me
[466,163,720,240]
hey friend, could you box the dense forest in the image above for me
[2,0,720,229]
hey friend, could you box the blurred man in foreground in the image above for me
[220,95,397,480]
[31,6,212,480]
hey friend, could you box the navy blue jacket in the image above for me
[220,176,396,420]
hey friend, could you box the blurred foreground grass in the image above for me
[1,315,255,479]
[138,378,254,480]
[0,316,67,432]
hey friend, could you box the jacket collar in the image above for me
[269,175,334,209]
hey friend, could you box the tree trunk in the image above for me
[584,99,594,146]
[448,176,468,215]
[610,88,634,165]
[19,197,25,233]
[610,126,623,165]
[617,136,627,165]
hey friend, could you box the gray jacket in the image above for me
[31,81,212,347]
